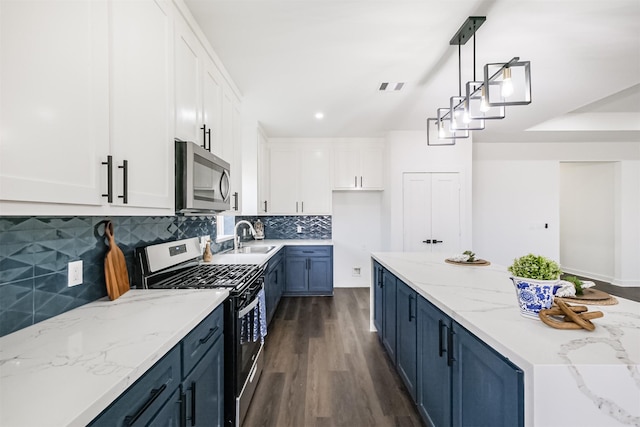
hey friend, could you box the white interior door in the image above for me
[403,174,432,251]
[403,173,461,253]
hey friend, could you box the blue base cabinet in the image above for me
[284,246,333,296]
[264,248,285,324]
[372,261,384,334]
[90,306,224,427]
[417,297,452,427]
[373,261,524,427]
[182,335,224,427]
[396,279,417,401]
[381,269,397,363]
[451,324,524,427]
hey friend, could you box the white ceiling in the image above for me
[185,0,640,142]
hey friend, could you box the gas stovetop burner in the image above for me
[149,264,261,290]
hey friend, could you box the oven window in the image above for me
[237,307,262,389]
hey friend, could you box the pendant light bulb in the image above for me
[480,85,490,112]
[463,99,471,124]
[501,67,514,98]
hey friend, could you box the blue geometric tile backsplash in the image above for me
[0,214,331,337]
[0,216,231,337]
[237,215,332,240]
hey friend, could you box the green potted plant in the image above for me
[508,254,562,319]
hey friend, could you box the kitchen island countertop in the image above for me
[372,252,640,427]
[0,289,229,427]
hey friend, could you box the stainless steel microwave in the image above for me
[175,139,230,213]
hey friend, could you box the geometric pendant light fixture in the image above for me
[427,16,532,146]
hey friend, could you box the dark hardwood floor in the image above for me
[243,288,423,427]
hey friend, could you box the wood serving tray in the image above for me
[559,288,611,301]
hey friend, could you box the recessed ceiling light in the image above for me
[315,112,324,119]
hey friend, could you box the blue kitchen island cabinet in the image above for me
[417,296,524,427]
[396,279,418,401]
[381,269,397,363]
[90,306,224,427]
[451,322,524,427]
[284,246,333,296]
[372,261,384,333]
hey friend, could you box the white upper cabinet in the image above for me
[202,59,223,156]
[109,0,174,210]
[267,143,331,215]
[174,15,202,146]
[333,141,384,190]
[0,0,110,209]
[257,130,270,214]
[0,0,243,215]
[0,0,176,215]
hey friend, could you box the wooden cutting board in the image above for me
[563,288,611,301]
[104,220,130,300]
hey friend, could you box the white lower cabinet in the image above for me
[267,143,331,214]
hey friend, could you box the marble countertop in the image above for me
[0,289,229,427]
[372,252,640,427]
[205,239,333,266]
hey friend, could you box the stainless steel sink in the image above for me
[230,245,276,255]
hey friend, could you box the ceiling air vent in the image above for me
[379,82,405,92]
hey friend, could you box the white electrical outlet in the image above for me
[68,260,83,287]
[352,267,361,277]
[296,225,302,233]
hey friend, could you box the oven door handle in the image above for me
[238,297,260,318]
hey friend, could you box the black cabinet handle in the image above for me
[275,270,278,283]
[123,384,167,426]
[354,176,357,188]
[233,192,239,211]
[433,239,443,244]
[408,294,414,321]
[101,155,113,203]
[296,201,298,213]
[206,128,211,152]
[377,268,383,288]
[301,201,304,213]
[422,239,432,244]
[179,391,186,427]
[199,326,219,345]
[447,327,456,367]
[200,124,207,150]
[263,200,268,213]
[189,382,197,426]
[360,176,363,187]
[118,160,128,204]
[438,319,446,357]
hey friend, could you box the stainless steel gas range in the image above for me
[135,237,266,427]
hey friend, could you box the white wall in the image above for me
[473,142,640,286]
[332,191,383,287]
[473,160,559,266]
[560,162,615,281]
[385,131,473,252]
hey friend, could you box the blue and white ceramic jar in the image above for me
[510,277,561,319]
